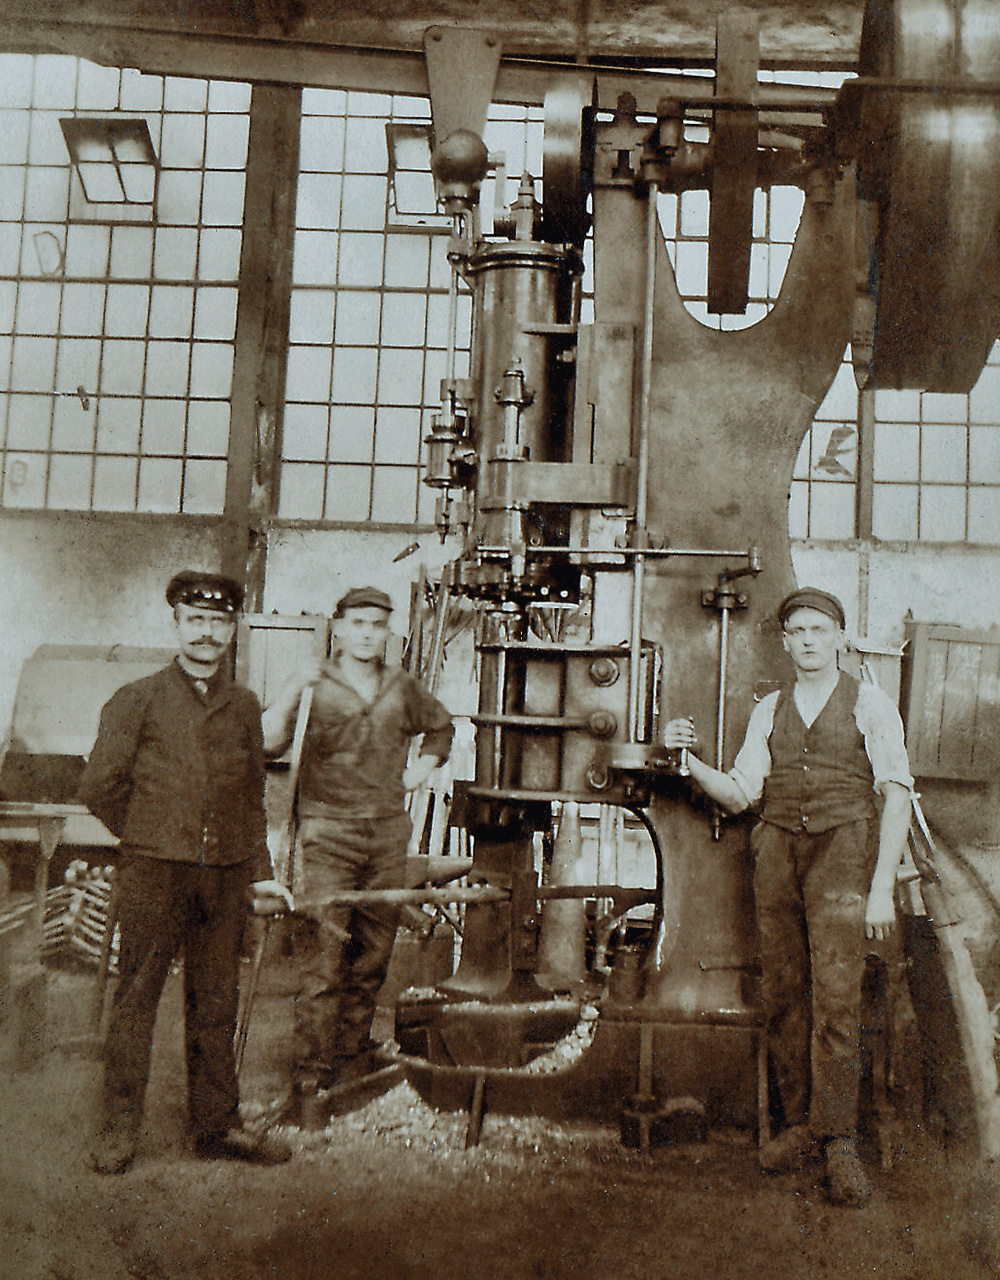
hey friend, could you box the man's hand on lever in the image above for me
[661,717,749,814]
[662,716,697,752]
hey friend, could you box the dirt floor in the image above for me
[3,950,1000,1280]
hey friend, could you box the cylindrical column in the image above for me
[535,801,588,990]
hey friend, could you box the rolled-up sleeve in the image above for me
[408,682,454,762]
[727,693,780,807]
[855,683,915,794]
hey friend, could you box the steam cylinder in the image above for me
[465,240,582,549]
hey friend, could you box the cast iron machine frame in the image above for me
[385,1,1000,1146]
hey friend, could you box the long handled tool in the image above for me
[405,580,451,860]
[234,684,313,1076]
[234,915,271,1075]
[272,683,315,893]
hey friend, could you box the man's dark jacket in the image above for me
[78,661,270,878]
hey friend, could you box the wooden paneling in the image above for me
[901,621,1000,781]
[236,613,328,711]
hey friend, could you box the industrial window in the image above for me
[870,374,1000,543]
[3,56,998,543]
[281,92,547,525]
[0,54,248,513]
[789,323,1000,548]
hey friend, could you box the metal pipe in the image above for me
[444,213,462,390]
[425,582,451,696]
[234,916,272,1076]
[493,641,506,788]
[308,883,655,910]
[712,605,731,842]
[715,605,730,773]
[627,180,659,742]
[474,543,758,559]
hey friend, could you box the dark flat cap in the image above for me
[778,587,845,630]
[166,571,244,613]
[334,585,393,616]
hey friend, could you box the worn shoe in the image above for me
[823,1137,872,1206]
[89,1127,136,1176]
[759,1124,817,1173]
[195,1126,292,1165]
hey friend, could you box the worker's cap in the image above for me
[777,587,845,630]
[166,570,244,614]
[334,586,393,617]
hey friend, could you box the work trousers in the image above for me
[100,853,250,1141]
[292,811,410,1084]
[753,819,877,1140]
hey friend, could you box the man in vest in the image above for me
[662,587,912,1206]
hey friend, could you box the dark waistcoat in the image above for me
[762,672,877,834]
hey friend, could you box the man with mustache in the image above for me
[79,570,293,1174]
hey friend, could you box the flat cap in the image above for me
[334,585,393,617]
[778,587,845,630]
[166,570,244,613]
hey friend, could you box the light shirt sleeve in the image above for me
[854,682,915,794]
[727,692,780,807]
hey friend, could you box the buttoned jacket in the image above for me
[78,660,270,876]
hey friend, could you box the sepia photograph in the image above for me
[0,2,998,1277]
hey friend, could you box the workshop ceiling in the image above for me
[3,1,867,73]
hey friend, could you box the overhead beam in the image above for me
[0,2,864,68]
[0,17,843,119]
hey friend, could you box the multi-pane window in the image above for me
[870,370,1000,542]
[281,92,549,525]
[789,323,1000,547]
[0,53,248,513]
[2,54,998,541]
[657,179,804,330]
[789,364,860,541]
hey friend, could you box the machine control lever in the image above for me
[701,551,762,838]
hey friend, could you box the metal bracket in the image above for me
[423,26,502,146]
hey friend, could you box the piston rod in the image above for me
[627,179,659,742]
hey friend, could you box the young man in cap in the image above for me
[79,570,292,1174]
[663,586,912,1206]
[263,585,454,1120]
